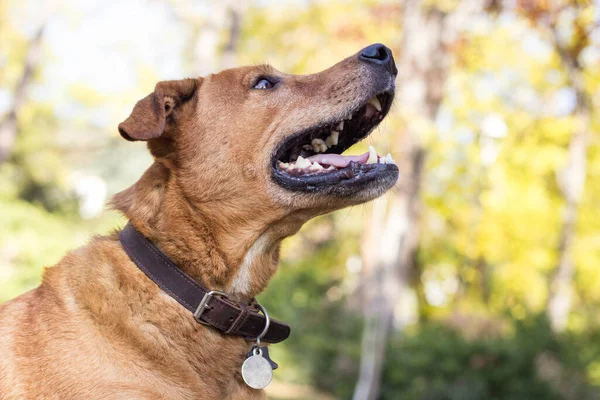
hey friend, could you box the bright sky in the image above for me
[3,0,201,125]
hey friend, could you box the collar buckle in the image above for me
[194,290,228,324]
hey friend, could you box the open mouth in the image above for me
[272,91,397,192]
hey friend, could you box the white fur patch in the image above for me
[229,233,271,296]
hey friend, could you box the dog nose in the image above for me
[359,43,397,75]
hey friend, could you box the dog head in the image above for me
[118,43,398,224]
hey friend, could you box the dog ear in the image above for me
[118,78,198,141]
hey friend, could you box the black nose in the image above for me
[359,43,397,75]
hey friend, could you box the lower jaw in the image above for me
[272,162,399,196]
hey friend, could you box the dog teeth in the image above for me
[282,155,347,174]
[367,145,378,164]
[294,156,312,169]
[308,162,324,172]
[325,136,334,148]
[281,158,334,174]
[330,130,339,145]
[336,121,344,131]
[385,153,396,165]
[368,96,382,112]
[302,144,313,151]
[311,138,327,153]
[325,130,339,148]
[379,156,386,164]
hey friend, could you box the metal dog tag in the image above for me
[241,347,273,389]
[246,345,278,370]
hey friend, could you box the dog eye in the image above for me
[252,77,276,90]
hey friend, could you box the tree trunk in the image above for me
[172,1,245,75]
[548,39,590,332]
[0,25,45,164]
[220,4,243,69]
[353,2,483,399]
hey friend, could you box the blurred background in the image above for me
[1,0,599,399]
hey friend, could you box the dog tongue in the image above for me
[307,152,369,168]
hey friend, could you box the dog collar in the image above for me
[119,222,290,344]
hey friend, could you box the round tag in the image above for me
[241,351,273,389]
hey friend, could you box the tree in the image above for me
[516,0,597,332]
[0,24,45,164]
[354,1,485,399]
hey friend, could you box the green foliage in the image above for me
[0,194,123,303]
[384,316,600,400]
[262,255,600,400]
[380,317,567,400]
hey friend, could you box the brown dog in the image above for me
[0,44,398,399]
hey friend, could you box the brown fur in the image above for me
[0,48,395,399]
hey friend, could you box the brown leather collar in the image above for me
[119,222,290,344]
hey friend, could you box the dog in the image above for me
[0,43,398,399]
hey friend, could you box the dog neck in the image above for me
[112,162,304,303]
